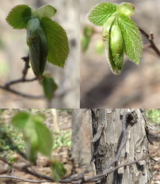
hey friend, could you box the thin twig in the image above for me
[0,156,54,182]
[0,147,159,183]
[138,27,160,57]
[5,78,37,87]
[0,175,48,183]
[0,85,44,99]
[85,147,160,182]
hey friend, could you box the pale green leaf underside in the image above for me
[118,14,143,64]
[88,3,117,26]
[40,17,69,68]
[33,5,57,20]
[6,4,32,29]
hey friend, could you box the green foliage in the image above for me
[6,4,69,77]
[87,2,143,75]
[146,109,160,123]
[50,159,66,182]
[118,14,142,64]
[88,3,117,26]
[41,17,69,68]
[40,74,58,101]
[52,130,71,150]
[11,112,53,164]
[0,122,25,158]
[6,4,32,29]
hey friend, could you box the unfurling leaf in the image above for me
[88,3,117,26]
[88,2,143,74]
[33,5,57,20]
[27,18,48,77]
[6,4,69,77]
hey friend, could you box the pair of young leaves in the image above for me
[11,112,66,182]
[88,2,143,75]
[6,4,69,99]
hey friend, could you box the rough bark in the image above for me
[92,109,151,184]
[72,109,152,184]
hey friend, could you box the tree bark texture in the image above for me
[89,109,151,184]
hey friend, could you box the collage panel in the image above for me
[0,0,79,108]
[0,0,160,183]
[0,109,160,184]
[80,0,160,108]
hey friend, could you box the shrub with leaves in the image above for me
[6,4,69,77]
[10,111,66,181]
[6,4,69,100]
[87,2,143,75]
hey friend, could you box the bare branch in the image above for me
[139,27,160,57]
[0,147,159,183]
[0,85,44,99]
[0,175,48,183]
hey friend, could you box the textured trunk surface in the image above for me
[92,109,151,184]
[71,109,151,183]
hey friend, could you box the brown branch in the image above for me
[85,147,160,182]
[0,54,78,99]
[5,78,37,87]
[0,147,159,183]
[0,85,44,99]
[0,175,48,183]
[5,55,37,88]
[0,156,54,182]
[138,27,160,57]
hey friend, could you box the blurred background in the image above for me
[0,0,79,108]
[80,0,160,108]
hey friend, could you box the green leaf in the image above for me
[41,75,58,101]
[33,5,57,20]
[118,14,143,64]
[6,4,32,29]
[32,114,53,158]
[50,160,66,182]
[40,17,69,68]
[11,112,30,128]
[24,120,38,165]
[88,3,117,26]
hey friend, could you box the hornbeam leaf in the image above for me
[6,4,32,29]
[40,17,69,68]
[118,14,143,64]
[88,3,117,26]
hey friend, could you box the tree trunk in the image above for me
[71,109,92,166]
[72,109,152,184]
